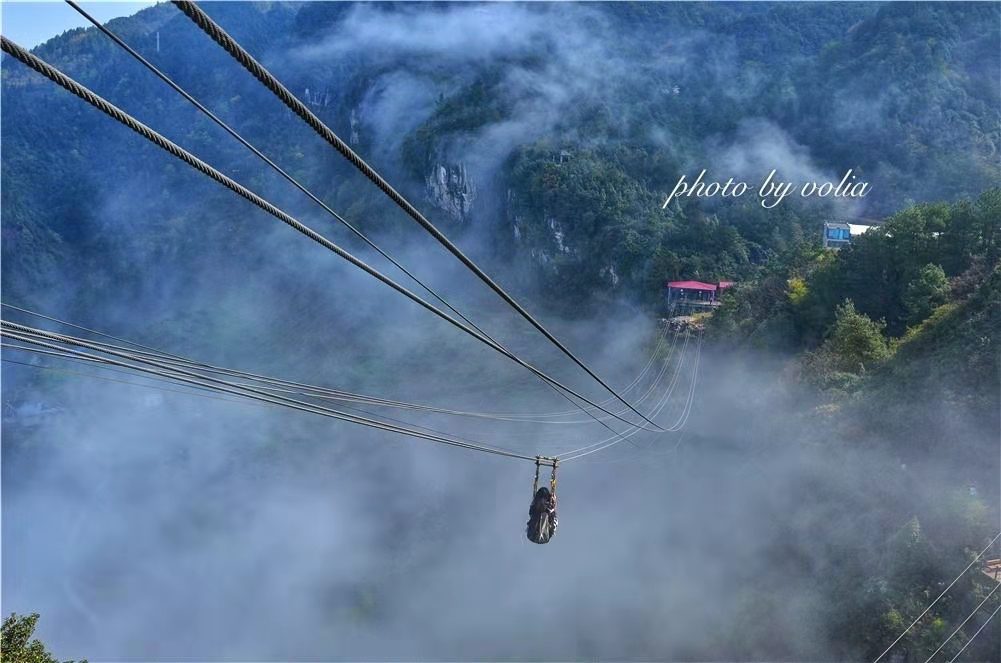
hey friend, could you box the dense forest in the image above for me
[3,2,999,311]
[2,2,999,661]
[703,190,1000,660]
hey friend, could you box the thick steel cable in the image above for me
[565,328,703,460]
[63,2,616,435]
[3,303,674,425]
[4,327,642,461]
[947,603,1001,662]
[874,531,1001,662]
[558,331,702,462]
[2,326,538,462]
[0,37,659,434]
[6,331,678,464]
[1,303,190,361]
[552,337,696,461]
[207,329,678,425]
[2,323,519,451]
[2,354,258,407]
[3,344,534,452]
[925,583,1001,663]
[2,324,529,456]
[172,0,663,431]
[6,322,677,451]
[6,321,690,462]
[548,332,694,462]
[666,332,703,432]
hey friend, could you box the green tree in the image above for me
[0,613,77,663]
[820,299,892,374]
[974,188,1001,264]
[903,263,949,326]
[808,300,896,390]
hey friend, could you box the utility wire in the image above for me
[2,325,540,462]
[172,0,662,431]
[556,332,692,460]
[559,330,702,462]
[3,341,540,454]
[925,583,1000,663]
[3,303,674,425]
[6,323,672,462]
[555,332,699,461]
[2,354,260,406]
[62,1,618,435]
[5,343,540,452]
[196,332,677,426]
[1,303,189,361]
[947,603,1000,663]
[0,36,659,433]
[5,318,697,462]
[874,531,1001,662]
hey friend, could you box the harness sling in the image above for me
[531,456,558,496]
[527,457,559,544]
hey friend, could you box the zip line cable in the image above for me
[946,603,1000,663]
[2,303,669,419]
[3,319,701,462]
[0,36,660,433]
[2,303,676,424]
[1,326,541,462]
[3,325,695,464]
[61,2,619,435]
[559,331,702,462]
[171,0,662,431]
[1,303,190,362]
[558,332,693,458]
[2,334,598,455]
[3,328,693,461]
[2,319,684,449]
[874,530,1001,662]
[2,354,262,407]
[2,342,538,453]
[5,347,620,459]
[0,35,631,435]
[925,583,1001,663]
[550,332,700,462]
[2,342,250,401]
[172,330,678,426]
[3,322,522,448]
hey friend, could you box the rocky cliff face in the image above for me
[425,162,475,223]
[506,188,576,273]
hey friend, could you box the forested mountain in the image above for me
[3,2,999,311]
[701,192,1000,660]
[2,3,999,661]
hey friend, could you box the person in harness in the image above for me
[526,458,558,544]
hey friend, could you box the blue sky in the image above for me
[1,1,155,49]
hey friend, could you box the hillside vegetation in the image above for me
[704,191,1000,659]
[1,3,998,660]
[2,3,999,311]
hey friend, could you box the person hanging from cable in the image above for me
[526,457,558,544]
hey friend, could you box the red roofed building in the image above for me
[664,279,735,313]
[667,280,718,291]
